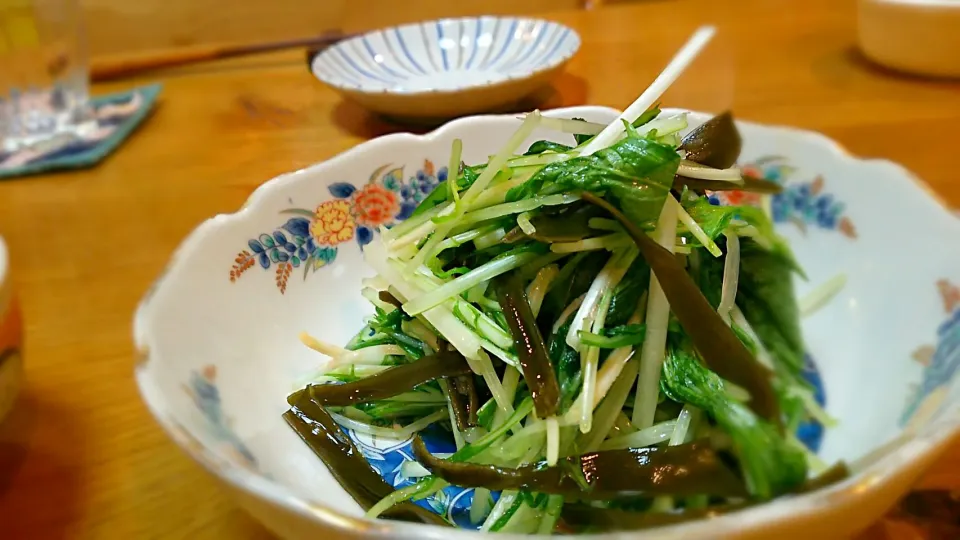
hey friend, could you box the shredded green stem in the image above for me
[404,250,544,316]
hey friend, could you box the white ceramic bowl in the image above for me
[134,107,960,540]
[311,17,580,119]
[858,0,960,78]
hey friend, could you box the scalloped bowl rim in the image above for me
[310,16,582,97]
[134,106,960,539]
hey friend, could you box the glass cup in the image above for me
[0,0,91,153]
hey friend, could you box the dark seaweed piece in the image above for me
[413,437,747,499]
[674,175,782,194]
[504,205,606,244]
[286,350,472,407]
[680,111,742,169]
[495,272,561,418]
[378,291,403,308]
[796,461,851,493]
[529,205,606,243]
[446,374,480,430]
[580,192,780,426]
[283,397,449,526]
[558,461,848,532]
[560,500,752,532]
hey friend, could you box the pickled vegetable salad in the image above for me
[284,28,844,534]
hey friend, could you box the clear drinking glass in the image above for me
[0,0,90,152]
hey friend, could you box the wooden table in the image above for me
[1,0,959,538]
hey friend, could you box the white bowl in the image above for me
[858,0,960,78]
[311,17,580,119]
[134,106,960,539]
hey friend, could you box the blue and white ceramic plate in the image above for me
[311,17,580,119]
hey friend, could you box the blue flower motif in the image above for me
[328,182,357,199]
[922,311,960,395]
[793,187,810,211]
[815,194,832,211]
[796,353,826,453]
[771,196,788,223]
[383,174,401,192]
[817,207,839,229]
[356,225,374,248]
[313,246,337,267]
[184,368,258,468]
[396,201,417,221]
[438,167,448,182]
[190,372,222,424]
[282,218,311,238]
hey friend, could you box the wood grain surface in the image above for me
[81,0,585,57]
[1,0,959,538]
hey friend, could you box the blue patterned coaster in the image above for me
[0,83,161,179]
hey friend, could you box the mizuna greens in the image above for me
[284,27,844,533]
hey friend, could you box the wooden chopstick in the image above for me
[90,31,349,82]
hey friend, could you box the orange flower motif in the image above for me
[741,165,763,179]
[351,184,400,227]
[838,216,857,240]
[938,279,960,313]
[311,200,355,246]
[723,190,761,207]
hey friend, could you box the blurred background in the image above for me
[81,0,581,56]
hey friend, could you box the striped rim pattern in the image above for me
[312,17,580,94]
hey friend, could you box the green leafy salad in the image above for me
[283,28,847,534]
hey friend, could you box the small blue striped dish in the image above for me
[311,17,580,119]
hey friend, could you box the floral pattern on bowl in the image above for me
[708,156,857,239]
[348,426,486,528]
[182,365,258,471]
[229,160,447,293]
[903,279,960,429]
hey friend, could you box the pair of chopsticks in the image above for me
[90,31,349,82]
